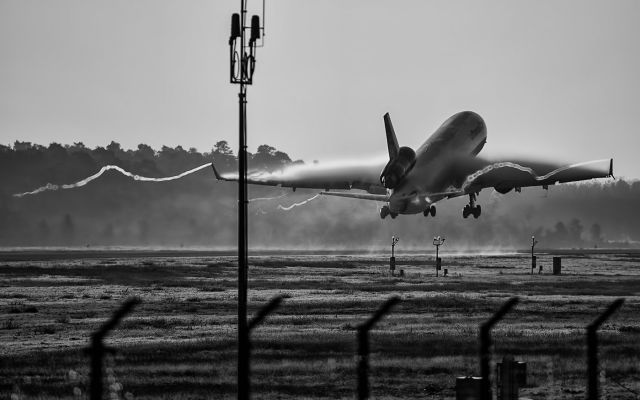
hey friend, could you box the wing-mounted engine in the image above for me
[378,113,416,189]
[380,146,416,189]
[493,183,513,194]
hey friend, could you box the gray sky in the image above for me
[1,0,639,178]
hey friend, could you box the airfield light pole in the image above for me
[228,2,264,399]
[390,236,399,273]
[433,236,445,277]
[531,236,538,275]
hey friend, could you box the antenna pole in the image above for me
[228,1,264,398]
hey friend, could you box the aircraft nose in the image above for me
[460,111,486,134]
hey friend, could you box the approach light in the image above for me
[250,15,261,44]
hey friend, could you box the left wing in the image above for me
[443,157,613,196]
[211,159,387,194]
[319,191,389,201]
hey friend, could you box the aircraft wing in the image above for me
[319,191,389,201]
[211,159,387,193]
[444,156,614,195]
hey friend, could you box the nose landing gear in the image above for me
[462,193,481,219]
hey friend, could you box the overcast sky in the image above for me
[1,0,639,178]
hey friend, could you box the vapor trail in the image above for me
[277,194,320,211]
[248,194,286,202]
[13,163,212,198]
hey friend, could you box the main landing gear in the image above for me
[463,193,481,219]
[423,205,436,217]
[380,205,398,219]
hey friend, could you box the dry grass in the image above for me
[1,251,640,399]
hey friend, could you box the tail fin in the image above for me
[383,113,399,159]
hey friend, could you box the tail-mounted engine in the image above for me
[380,146,416,189]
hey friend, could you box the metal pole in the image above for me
[586,298,624,400]
[357,296,400,400]
[530,236,537,275]
[236,2,249,399]
[89,298,140,400]
[238,84,249,400]
[89,336,104,400]
[436,244,439,277]
[479,297,518,400]
[229,2,263,398]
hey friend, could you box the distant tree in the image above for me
[61,213,75,244]
[590,223,603,244]
[102,223,115,242]
[252,144,292,171]
[213,140,233,156]
[106,141,123,154]
[138,219,149,243]
[136,144,156,160]
[568,218,584,244]
[13,141,33,151]
[37,219,50,243]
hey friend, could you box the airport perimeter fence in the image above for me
[4,294,628,400]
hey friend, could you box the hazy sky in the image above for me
[1,1,639,178]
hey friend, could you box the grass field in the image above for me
[1,250,640,399]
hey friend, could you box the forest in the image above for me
[1,140,638,250]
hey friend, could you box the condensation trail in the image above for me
[13,163,212,198]
[248,194,286,202]
[461,159,608,192]
[277,194,320,211]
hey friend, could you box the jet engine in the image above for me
[380,146,416,189]
[493,183,512,194]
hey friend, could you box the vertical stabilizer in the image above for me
[384,113,399,159]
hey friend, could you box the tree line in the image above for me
[0,140,638,249]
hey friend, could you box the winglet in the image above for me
[609,158,614,179]
[383,113,399,159]
[211,161,233,181]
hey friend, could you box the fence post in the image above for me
[244,295,284,399]
[357,296,400,400]
[89,297,140,400]
[479,297,518,400]
[586,298,624,400]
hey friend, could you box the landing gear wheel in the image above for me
[380,206,390,219]
[463,204,470,219]
[473,205,481,219]
[463,193,481,219]
[390,212,398,219]
[423,209,430,217]
[430,205,436,217]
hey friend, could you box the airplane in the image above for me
[211,111,614,219]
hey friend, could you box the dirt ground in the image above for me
[1,250,639,399]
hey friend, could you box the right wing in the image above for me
[211,159,387,194]
[442,156,613,196]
